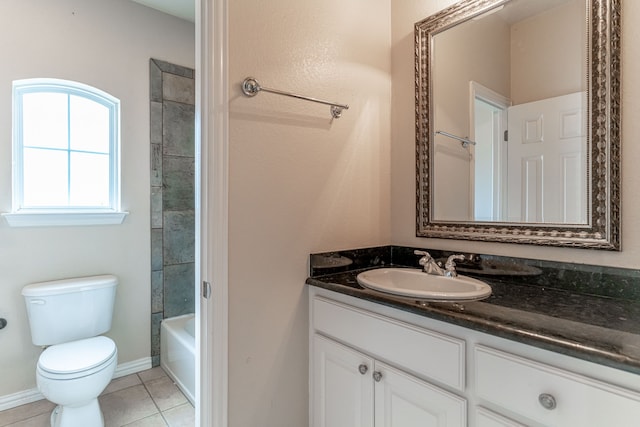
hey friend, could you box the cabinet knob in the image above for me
[373,371,383,382]
[538,393,557,410]
[358,364,368,375]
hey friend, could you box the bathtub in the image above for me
[160,314,195,405]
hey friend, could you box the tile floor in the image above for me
[0,367,194,427]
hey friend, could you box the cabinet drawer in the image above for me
[313,296,465,391]
[475,345,640,426]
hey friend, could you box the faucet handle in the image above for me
[413,250,432,266]
[445,254,465,268]
[444,254,465,277]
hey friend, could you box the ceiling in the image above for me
[130,0,195,22]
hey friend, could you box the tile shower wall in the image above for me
[150,59,195,367]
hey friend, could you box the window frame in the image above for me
[3,78,127,227]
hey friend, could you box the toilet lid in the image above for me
[38,336,117,375]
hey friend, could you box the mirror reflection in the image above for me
[416,0,621,249]
[431,0,587,224]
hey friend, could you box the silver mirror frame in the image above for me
[415,0,621,250]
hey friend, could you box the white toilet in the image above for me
[22,275,118,427]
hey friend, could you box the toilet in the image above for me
[22,275,118,427]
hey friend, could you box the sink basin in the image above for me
[356,268,492,301]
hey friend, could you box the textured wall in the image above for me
[228,0,392,425]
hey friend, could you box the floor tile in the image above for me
[162,403,195,427]
[102,374,142,396]
[4,412,49,427]
[99,384,159,427]
[0,400,54,427]
[144,377,187,411]
[122,413,168,427]
[137,367,167,384]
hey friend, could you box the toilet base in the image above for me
[50,399,104,427]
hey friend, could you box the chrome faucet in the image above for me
[414,250,465,278]
[443,254,465,277]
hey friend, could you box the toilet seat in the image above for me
[38,336,117,380]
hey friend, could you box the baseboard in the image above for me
[112,357,153,379]
[0,357,154,411]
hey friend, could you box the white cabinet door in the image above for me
[374,361,466,427]
[313,334,374,427]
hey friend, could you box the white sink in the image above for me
[356,268,492,301]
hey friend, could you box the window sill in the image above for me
[2,211,129,227]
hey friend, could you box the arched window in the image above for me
[5,78,126,226]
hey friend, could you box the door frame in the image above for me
[196,0,229,426]
[469,81,511,221]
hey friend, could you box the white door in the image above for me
[312,334,375,427]
[374,361,466,427]
[507,92,587,223]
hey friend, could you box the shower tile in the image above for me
[162,156,194,211]
[163,263,195,319]
[150,102,163,144]
[151,270,164,314]
[162,101,194,158]
[151,143,163,188]
[151,187,163,229]
[163,211,195,265]
[151,229,163,271]
[152,59,194,79]
[149,60,163,102]
[162,74,195,105]
[151,312,162,358]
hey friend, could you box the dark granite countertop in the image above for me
[307,247,640,376]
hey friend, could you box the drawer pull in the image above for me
[373,371,383,382]
[358,364,368,375]
[538,393,557,410]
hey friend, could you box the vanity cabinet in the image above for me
[313,334,466,427]
[310,296,467,427]
[309,288,640,427]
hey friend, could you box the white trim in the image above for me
[0,357,152,411]
[0,388,43,412]
[2,211,128,227]
[197,0,229,426]
[112,357,153,379]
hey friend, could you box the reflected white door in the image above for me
[507,92,587,223]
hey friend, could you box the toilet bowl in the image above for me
[36,336,117,427]
[22,275,119,427]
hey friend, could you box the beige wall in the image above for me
[0,0,194,397]
[431,12,510,220]
[510,0,586,104]
[228,0,391,425]
[391,0,640,268]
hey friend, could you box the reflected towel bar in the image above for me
[241,77,349,119]
[436,130,476,147]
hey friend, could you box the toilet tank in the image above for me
[22,275,118,346]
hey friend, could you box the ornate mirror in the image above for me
[415,0,620,249]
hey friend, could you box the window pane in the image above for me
[22,92,69,149]
[69,152,110,207]
[70,95,110,153]
[22,147,68,207]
